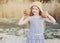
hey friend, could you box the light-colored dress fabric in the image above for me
[26,16,45,43]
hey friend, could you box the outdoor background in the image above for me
[0,0,60,43]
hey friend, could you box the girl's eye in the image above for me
[36,8,38,10]
[32,8,38,10]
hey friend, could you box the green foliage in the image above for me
[0,18,60,39]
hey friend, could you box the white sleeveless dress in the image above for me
[26,16,45,43]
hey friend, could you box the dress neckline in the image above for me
[32,16,42,19]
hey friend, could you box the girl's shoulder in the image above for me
[28,16,31,20]
[27,16,33,21]
[25,16,31,22]
[28,16,34,19]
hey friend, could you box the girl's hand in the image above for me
[22,15,27,19]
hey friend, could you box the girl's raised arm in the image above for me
[18,16,30,26]
[44,11,57,24]
[18,8,31,26]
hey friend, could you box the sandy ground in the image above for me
[0,35,60,43]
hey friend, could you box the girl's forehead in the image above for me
[31,5,39,9]
[32,5,38,8]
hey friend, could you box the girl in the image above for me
[18,1,56,43]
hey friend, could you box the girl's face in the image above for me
[31,6,40,16]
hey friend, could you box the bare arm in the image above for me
[44,11,56,24]
[18,16,30,25]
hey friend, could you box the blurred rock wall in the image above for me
[0,0,60,21]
